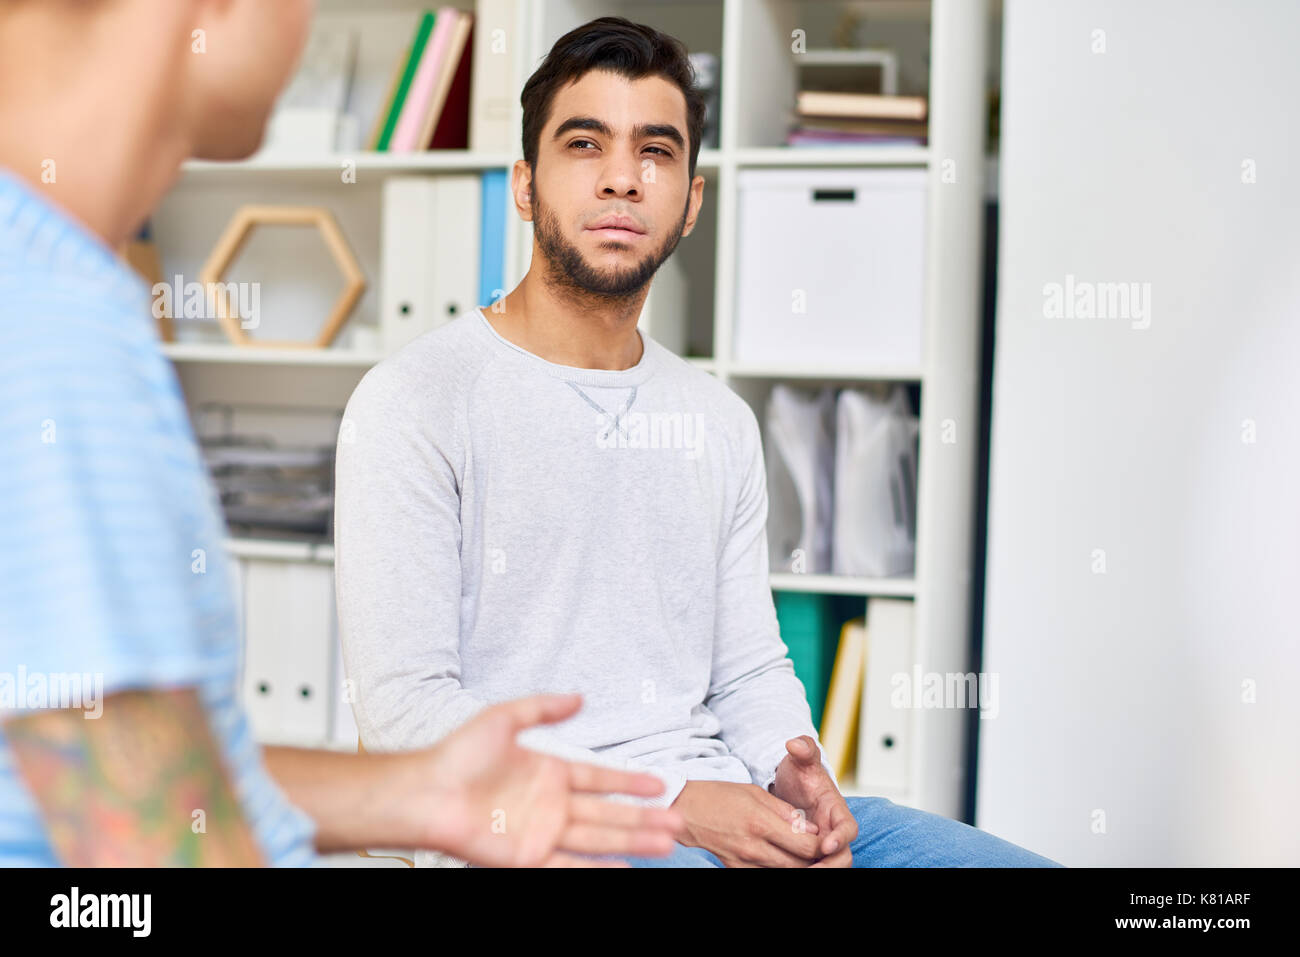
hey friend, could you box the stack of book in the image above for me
[787,90,928,148]
[201,438,336,538]
[370,7,476,152]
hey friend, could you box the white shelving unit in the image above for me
[161,0,992,819]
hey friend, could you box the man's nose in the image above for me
[598,148,646,197]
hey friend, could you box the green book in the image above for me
[376,10,436,153]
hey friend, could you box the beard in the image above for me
[531,181,690,302]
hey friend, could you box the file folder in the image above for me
[857,598,913,792]
[380,175,482,354]
[240,559,334,744]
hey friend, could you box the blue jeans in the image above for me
[620,796,1063,867]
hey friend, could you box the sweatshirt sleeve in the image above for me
[704,401,839,793]
[333,362,684,809]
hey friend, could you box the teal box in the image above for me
[773,592,857,729]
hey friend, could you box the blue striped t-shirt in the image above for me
[0,167,317,866]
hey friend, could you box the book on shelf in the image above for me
[794,115,929,137]
[789,90,929,148]
[423,13,474,150]
[796,90,928,122]
[372,8,475,153]
[785,130,925,148]
[819,617,867,781]
[469,0,520,153]
[370,11,434,150]
[249,2,518,157]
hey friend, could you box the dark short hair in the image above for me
[520,16,707,181]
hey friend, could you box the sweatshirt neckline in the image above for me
[474,307,657,387]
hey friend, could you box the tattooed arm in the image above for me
[3,688,263,867]
[8,688,684,866]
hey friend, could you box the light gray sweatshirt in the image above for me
[334,307,835,808]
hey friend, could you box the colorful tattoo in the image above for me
[4,688,263,866]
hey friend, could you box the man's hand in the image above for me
[671,779,823,867]
[769,735,856,867]
[415,693,687,867]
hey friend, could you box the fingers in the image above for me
[558,796,684,858]
[785,734,821,764]
[759,790,820,836]
[821,826,855,857]
[755,804,825,862]
[569,795,686,838]
[747,831,821,867]
[497,693,583,732]
[557,820,677,859]
[567,760,666,798]
[817,800,858,856]
[809,845,852,868]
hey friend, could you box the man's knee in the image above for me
[842,795,1062,867]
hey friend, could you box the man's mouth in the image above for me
[586,226,646,241]
[585,215,647,241]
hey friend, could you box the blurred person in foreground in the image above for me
[0,0,683,867]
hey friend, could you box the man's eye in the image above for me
[568,140,671,157]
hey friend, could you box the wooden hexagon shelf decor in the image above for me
[199,205,366,349]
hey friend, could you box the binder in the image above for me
[380,175,482,354]
[479,168,508,310]
[819,617,867,780]
[240,559,334,745]
[469,0,519,151]
[857,598,913,792]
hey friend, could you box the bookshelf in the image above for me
[159,0,995,821]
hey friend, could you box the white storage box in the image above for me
[733,168,926,367]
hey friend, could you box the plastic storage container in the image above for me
[734,167,926,367]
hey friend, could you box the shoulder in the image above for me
[344,310,499,427]
[645,339,761,458]
[0,270,183,457]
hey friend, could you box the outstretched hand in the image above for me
[422,693,686,867]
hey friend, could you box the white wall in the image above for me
[977,0,1300,866]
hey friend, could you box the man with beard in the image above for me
[335,16,1060,868]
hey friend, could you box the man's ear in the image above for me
[680,174,706,239]
[512,159,534,223]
